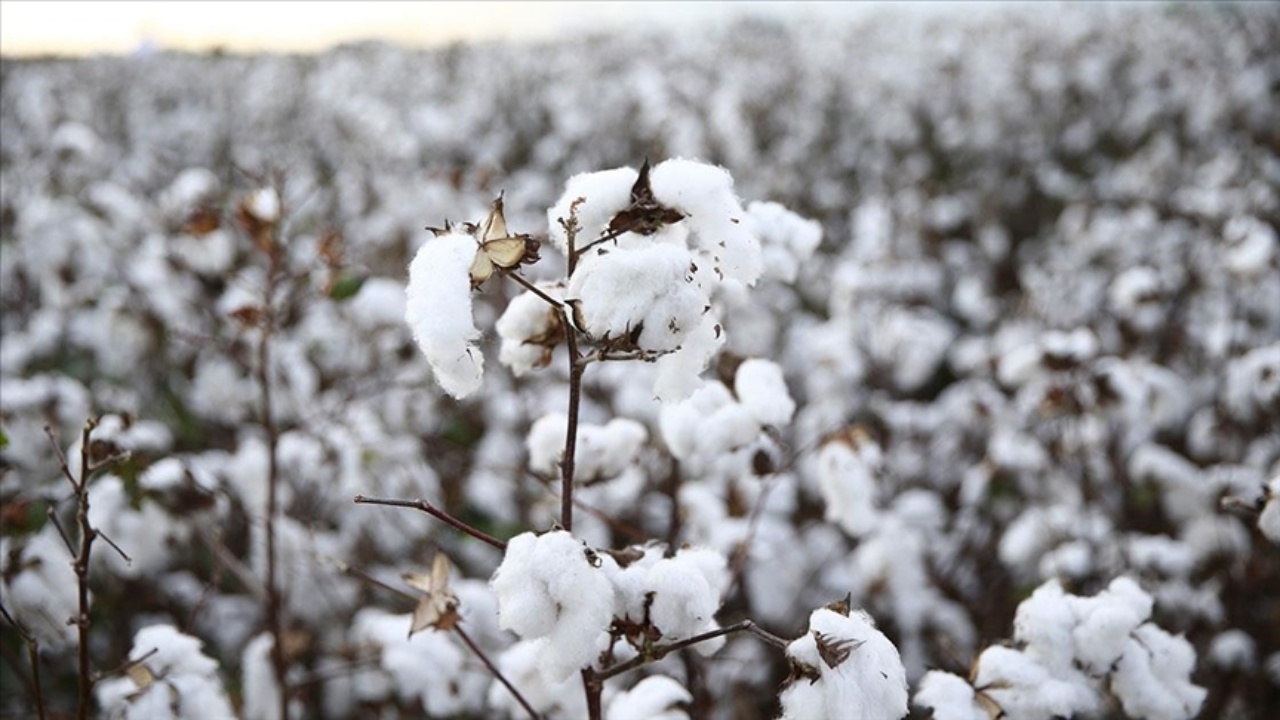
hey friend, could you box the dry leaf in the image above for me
[404,552,461,636]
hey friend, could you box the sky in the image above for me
[0,1,889,57]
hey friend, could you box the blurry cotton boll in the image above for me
[345,277,408,330]
[495,283,564,376]
[605,675,692,720]
[1260,476,1280,544]
[87,475,186,578]
[94,624,235,720]
[404,231,484,398]
[1221,343,1280,425]
[1,525,80,646]
[1223,215,1277,276]
[745,200,823,284]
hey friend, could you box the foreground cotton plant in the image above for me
[388,159,881,719]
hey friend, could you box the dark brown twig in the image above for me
[352,496,507,551]
[595,620,788,683]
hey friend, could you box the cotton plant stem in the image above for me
[561,317,585,533]
[507,271,563,309]
[70,421,95,720]
[582,667,604,720]
[596,620,788,683]
[258,252,290,720]
[352,495,507,551]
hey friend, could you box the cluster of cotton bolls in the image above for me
[3,3,1279,719]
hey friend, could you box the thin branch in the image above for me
[507,272,563,309]
[43,424,80,490]
[92,648,158,684]
[561,315,585,533]
[455,624,544,720]
[95,530,132,564]
[192,525,267,602]
[353,495,507,551]
[596,620,787,683]
[70,420,95,720]
[574,226,630,259]
[46,507,75,556]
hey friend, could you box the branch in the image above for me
[560,312,585,533]
[596,620,788,683]
[507,272,563,309]
[352,496,507,551]
[456,624,544,720]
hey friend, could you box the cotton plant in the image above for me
[94,624,235,720]
[914,577,1206,720]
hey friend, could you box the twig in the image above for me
[596,620,787,683]
[507,272,563,309]
[561,311,585,534]
[192,525,267,602]
[0,602,47,720]
[48,420,98,720]
[95,530,132,564]
[352,496,507,551]
[455,624,544,720]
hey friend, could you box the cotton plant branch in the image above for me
[44,419,130,720]
[327,557,544,720]
[352,495,508,550]
[596,620,788,683]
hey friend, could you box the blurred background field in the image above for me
[2,3,1278,718]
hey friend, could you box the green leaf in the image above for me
[329,274,366,301]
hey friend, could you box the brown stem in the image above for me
[70,421,95,720]
[258,250,290,720]
[352,496,507,550]
[561,317,585,533]
[663,458,682,557]
[456,624,544,720]
[507,272,563,309]
[596,620,787,683]
[582,667,603,720]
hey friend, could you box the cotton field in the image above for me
[1,4,1278,719]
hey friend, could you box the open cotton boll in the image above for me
[96,624,235,720]
[1111,624,1206,720]
[912,671,989,720]
[240,633,281,720]
[652,315,726,402]
[745,201,822,284]
[526,414,647,482]
[734,358,795,427]
[816,436,883,538]
[568,244,706,351]
[495,284,563,376]
[650,158,762,285]
[3,525,80,645]
[547,166,638,255]
[974,646,1099,720]
[490,531,615,683]
[405,232,483,398]
[488,640,588,718]
[779,608,908,720]
[646,549,727,648]
[1068,576,1154,674]
[606,675,692,720]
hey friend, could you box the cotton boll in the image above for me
[734,358,795,427]
[652,315,726,402]
[496,285,563,376]
[240,633,281,720]
[913,671,988,720]
[87,475,185,578]
[490,531,615,682]
[815,434,882,538]
[1111,624,1206,720]
[405,232,484,398]
[96,624,235,720]
[569,243,706,351]
[745,201,822,283]
[650,158,762,285]
[548,167,638,255]
[606,675,692,720]
[1208,629,1256,672]
[974,646,1099,720]
[1223,215,1277,276]
[646,549,726,647]
[1221,343,1280,425]
[1069,577,1152,674]
[487,639,589,718]
[779,608,908,720]
[2,525,80,646]
[346,277,408,330]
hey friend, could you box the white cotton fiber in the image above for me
[735,358,795,427]
[405,232,484,398]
